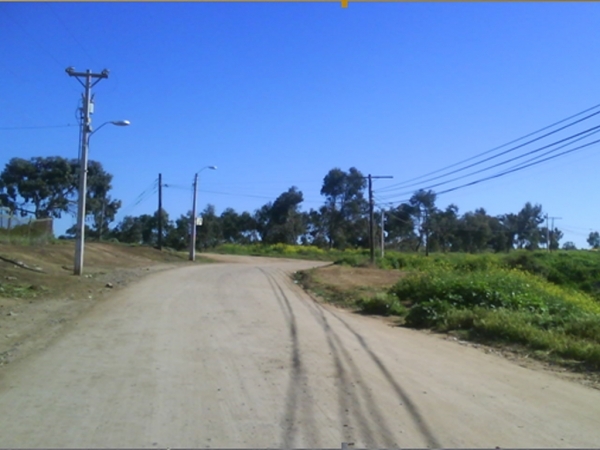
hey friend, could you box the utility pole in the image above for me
[548,215,562,252]
[368,175,374,263]
[380,209,385,258]
[158,173,163,250]
[546,214,550,252]
[189,173,199,261]
[98,198,106,241]
[366,174,393,264]
[188,166,216,261]
[66,67,109,276]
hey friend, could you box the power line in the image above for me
[378,103,600,193]
[1,7,68,72]
[46,3,98,68]
[377,137,600,206]
[377,125,600,202]
[561,227,592,237]
[164,184,191,190]
[432,137,600,199]
[0,124,78,131]
[119,180,158,216]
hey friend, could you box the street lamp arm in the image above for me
[196,165,217,175]
[89,120,130,138]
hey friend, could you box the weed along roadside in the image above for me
[0,241,210,367]
[294,249,600,384]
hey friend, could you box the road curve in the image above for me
[0,255,599,448]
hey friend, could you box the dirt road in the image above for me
[1,255,599,448]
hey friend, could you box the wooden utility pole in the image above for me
[158,173,163,250]
[381,209,385,258]
[366,174,393,264]
[547,215,562,252]
[368,175,374,263]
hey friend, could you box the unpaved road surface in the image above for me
[1,255,599,448]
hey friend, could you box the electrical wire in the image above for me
[119,180,158,216]
[560,227,591,237]
[374,136,600,207]
[377,125,600,202]
[46,3,98,68]
[164,184,191,190]
[378,103,600,193]
[0,7,68,72]
[431,137,600,199]
[0,124,78,130]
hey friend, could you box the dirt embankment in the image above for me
[0,241,202,366]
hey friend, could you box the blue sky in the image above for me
[1,2,599,248]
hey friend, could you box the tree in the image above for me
[109,215,143,243]
[238,211,259,243]
[540,227,564,251]
[453,208,494,253]
[110,213,156,245]
[220,208,242,244]
[385,203,417,250]
[320,167,368,249]
[562,241,577,251]
[164,213,192,250]
[587,231,600,249]
[0,156,75,218]
[256,187,305,245]
[77,160,122,239]
[303,207,329,247]
[515,202,544,249]
[409,189,437,255]
[429,204,459,252]
[196,204,222,249]
[488,215,511,253]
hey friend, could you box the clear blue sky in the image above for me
[1,2,599,248]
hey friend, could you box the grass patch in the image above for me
[352,249,600,302]
[0,282,49,299]
[390,268,600,370]
[356,292,407,316]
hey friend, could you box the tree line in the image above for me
[2,156,598,252]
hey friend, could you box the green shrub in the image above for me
[357,292,406,316]
[405,299,453,328]
[501,250,600,299]
[389,267,600,369]
[391,268,600,315]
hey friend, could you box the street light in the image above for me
[190,165,217,261]
[90,120,131,136]
[74,120,130,275]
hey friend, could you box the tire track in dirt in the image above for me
[276,268,441,449]
[259,267,320,449]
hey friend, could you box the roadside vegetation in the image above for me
[212,242,369,261]
[297,249,600,372]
